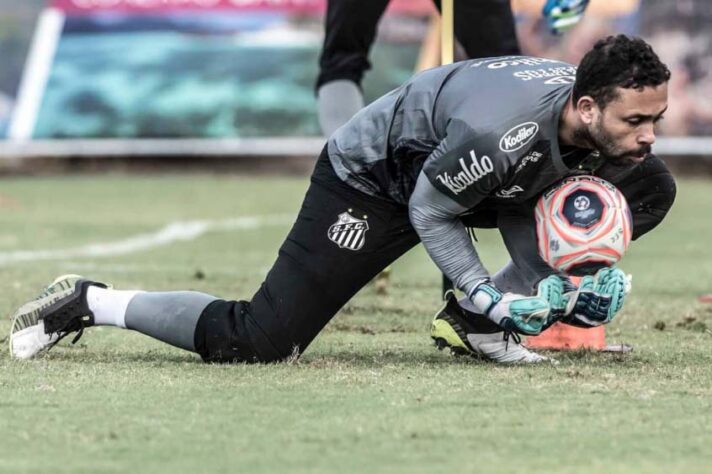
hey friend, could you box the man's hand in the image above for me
[536,275,569,328]
[469,281,551,336]
[542,0,590,35]
[534,269,629,328]
[564,268,630,327]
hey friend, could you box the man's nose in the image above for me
[638,124,656,145]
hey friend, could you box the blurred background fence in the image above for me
[0,0,711,172]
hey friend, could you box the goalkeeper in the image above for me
[10,35,675,365]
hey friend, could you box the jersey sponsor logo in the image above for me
[514,150,544,173]
[513,66,577,82]
[499,122,539,153]
[435,150,494,195]
[469,57,563,69]
[328,211,369,251]
[495,185,524,199]
[469,56,519,68]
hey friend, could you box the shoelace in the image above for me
[46,317,88,352]
[502,331,521,350]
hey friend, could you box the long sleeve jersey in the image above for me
[327,56,596,296]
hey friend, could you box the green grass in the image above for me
[1,174,711,474]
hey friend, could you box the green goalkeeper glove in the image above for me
[469,281,552,336]
[536,269,630,328]
[564,268,629,327]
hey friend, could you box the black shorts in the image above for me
[316,0,520,89]
[595,155,677,240]
[194,148,420,362]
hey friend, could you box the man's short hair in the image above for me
[573,35,671,108]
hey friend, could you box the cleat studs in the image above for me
[433,337,448,350]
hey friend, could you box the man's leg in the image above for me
[431,0,521,58]
[316,0,389,136]
[93,288,215,352]
[596,153,677,240]
[8,280,214,359]
[9,150,420,362]
[318,81,364,137]
[195,153,420,362]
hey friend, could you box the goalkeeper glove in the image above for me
[542,0,590,35]
[535,269,630,328]
[469,280,551,336]
[564,267,630,327]
[536,274,569,329]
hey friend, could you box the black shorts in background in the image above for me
[316,0,520,89]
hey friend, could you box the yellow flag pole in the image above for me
[440,0,454,65]
[439,0,455,299]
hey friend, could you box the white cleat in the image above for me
[9,274,107,359]
[431,292,555,364]
[10,320,59,360]
[466,332,555,364]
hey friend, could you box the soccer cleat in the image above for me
[431,292,553,364]
[9,274,107,359]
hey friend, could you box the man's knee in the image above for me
[193,300,296,364]
[598,154,677,240]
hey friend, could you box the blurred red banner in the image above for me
[51,0,434,15]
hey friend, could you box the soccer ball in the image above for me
[535,175,632,276]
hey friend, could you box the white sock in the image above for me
[87,286,144,328]
[458,296,477,313]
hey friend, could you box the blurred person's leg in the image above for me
[316,0,390,136]
[432,0,521,58]
[318,0,521,138]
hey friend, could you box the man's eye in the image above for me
[627,119,641,126]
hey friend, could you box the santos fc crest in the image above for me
[328,211,369,251]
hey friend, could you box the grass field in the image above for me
[1,174,711,474]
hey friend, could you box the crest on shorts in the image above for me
[328,211,369,251]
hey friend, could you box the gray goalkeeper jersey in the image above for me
[327,56,596,296]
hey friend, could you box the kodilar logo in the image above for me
[499,122,539,152]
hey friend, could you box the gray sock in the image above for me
[317,80,364,137]
[124,292,217,352]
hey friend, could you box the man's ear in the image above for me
[576,96,598,125]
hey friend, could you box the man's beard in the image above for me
[573,120,651,163]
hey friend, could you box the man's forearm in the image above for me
[497,206,557,291]
[408,174,490,295]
